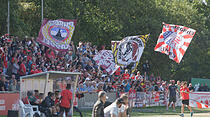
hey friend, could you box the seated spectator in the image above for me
[40,92,56,117]
[203,83,209,92]
[28,91,39,105]
[54,91,60,115]
[34,90,39,99]
[22,91,30,104]
[37,93,44,104]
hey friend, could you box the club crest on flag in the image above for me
[113,34,149,73]
[154,23,196,63]
[37,19,76,51]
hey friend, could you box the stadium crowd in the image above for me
[0,34,209,117]
[0,34,209,94]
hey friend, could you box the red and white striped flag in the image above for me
[154,23,196,63]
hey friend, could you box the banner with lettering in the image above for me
[93,50,117,75]
[154,23,196,63]
[0,93,19,115]
[112,34,149,73]
[190,92,210,108]
[37,19,76,51]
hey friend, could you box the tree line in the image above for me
[0,0,209,81]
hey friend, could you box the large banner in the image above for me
[93,50,117,74]
[37,19,76,51]
[0,93,19,115]
[112,34,149,73]
[190,92,210,108]
[154,23,196,63]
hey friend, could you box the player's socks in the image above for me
[190,111,194,117]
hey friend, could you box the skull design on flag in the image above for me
[113,35,149,73]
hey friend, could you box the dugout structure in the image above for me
[20,71,81,116]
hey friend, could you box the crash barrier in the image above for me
[77,91,183,109]
[127,92,181,107]
[0,91,19,116]
[1,91,209,115]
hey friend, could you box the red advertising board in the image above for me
[0,93,19,115]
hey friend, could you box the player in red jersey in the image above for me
[179,81,193,117]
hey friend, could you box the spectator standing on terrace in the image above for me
[122,69,130,80]
[202,83,209,92]
[188,83,194,92]
[142,60,150,74]
[0,76,5,91]
[19,58,27,76]
[60,84,72,117]
[135,71,143,80]
[123,80,131,93]
[92,91,107,117]
[198,83,205,91]
[166,80,177,112]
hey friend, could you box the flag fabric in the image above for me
[93,50,118,75]
[112,34,149,73]
[37,19,76,51]
[190,92,210,108]
[154,23,196,63]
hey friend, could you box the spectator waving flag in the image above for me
[113,34,149,73]
[154,23,196,63]
[37,19,76,51]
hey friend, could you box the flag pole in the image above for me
[41,0,43,23]
[7,0,10,35]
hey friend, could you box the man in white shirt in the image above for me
[118,93,129,117]
[104,98,124,117]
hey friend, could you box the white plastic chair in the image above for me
[19,100,33,117]
[19,100,41,117]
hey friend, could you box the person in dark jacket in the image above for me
[40,92,55,117]
[92,91,107,117]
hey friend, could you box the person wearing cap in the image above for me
[92,91,107,117]
[104,98,124,117]
[166,80,177,112]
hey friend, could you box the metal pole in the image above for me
[44,73,49,97]
[7,0,10,35]
[71,75,79,117]
[41,0,43,23]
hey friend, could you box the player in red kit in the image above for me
[179,81,193,117]
[60,84,72,117]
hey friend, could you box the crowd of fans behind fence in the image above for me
[0,34,209,94]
